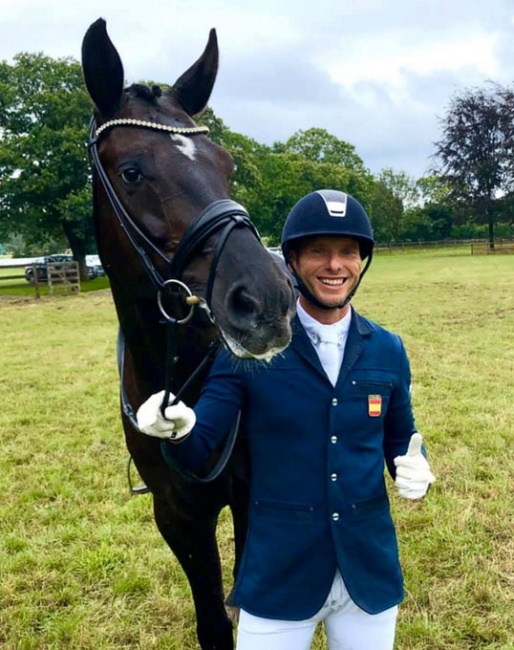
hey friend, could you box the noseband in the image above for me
[88,118,258,483]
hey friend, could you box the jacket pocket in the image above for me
[252,499,315,524]
[350,379,393,397]
[348,494,390,520]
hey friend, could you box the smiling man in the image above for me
[137,189,435,650]
[289,236,361,316]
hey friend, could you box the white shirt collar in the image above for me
[296,300,352,346]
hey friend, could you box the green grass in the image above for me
[0,251,513,649]
[0,268,110,297]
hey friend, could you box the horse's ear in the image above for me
[81,18,125,118]
[170,28,218,116]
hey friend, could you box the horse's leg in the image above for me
[153,495,234,650]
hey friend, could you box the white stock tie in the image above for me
[295,300,350,388]
[316,330,342,386]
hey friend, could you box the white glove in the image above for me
[136,390,196,441]
[394,433,435,500]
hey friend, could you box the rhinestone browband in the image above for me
[95,118,210,138]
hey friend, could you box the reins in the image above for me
[88,117,259,487]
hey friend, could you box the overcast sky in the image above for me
[1,0,514,178]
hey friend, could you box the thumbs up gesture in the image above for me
[394,433,435,500]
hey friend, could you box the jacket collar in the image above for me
[290,307,373,387]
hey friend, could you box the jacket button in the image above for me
[332,512,340,521]
[331,473,337,481]
[331,436,338,444]
[332,398,338,406]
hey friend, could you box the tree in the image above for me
[408,176,455,241]
[255,128,375,243]
[369,168,420,241]
[0,53,94,274]
[378,168,419,209]
[367,180,404,243]
[432,83,514,248]
[274,127,368,174]
[416,175,452,206]
[254,152,374,244]
[198,107,268,213]
[198,117,376,242]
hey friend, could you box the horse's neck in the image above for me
[118,306,165,394]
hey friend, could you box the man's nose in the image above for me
[326,254,343,271]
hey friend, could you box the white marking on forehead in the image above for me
[170,133,197,161]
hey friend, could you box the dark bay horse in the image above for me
[81,19,295,650]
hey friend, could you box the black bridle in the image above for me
[88,117,259,484]
[87,118,260,307]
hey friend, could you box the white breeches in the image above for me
[236,571,398,650]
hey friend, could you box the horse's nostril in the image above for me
[228,285,260,320]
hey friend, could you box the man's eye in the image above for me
[120,168,143,184]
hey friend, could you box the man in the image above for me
[137,189,435,650]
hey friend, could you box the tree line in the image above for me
[1,53,513,266]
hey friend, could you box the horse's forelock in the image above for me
[126,83,163,104]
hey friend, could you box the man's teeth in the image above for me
[320,278,344,286]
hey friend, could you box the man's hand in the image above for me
[136,390,196,442]
[394,433,435,500]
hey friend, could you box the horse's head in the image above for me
[81,19,294,360]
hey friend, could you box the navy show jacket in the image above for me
[162,309,418,619]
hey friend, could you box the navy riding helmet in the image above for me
[281,189,375,310]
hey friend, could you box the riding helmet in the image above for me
[281,189,374,261]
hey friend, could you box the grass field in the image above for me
[0,266,111,297]
[0,251,513,649]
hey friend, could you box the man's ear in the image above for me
[287,250,297,273]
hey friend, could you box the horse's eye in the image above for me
[120,168,143,184]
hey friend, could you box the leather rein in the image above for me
[87,117,258,485]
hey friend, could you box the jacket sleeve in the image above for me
[160,350,245,475]
[383,337,419,478]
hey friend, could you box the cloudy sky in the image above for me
[1,0,514,178]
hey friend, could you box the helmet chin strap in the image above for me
[290,254,373,312]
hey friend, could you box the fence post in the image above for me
[33,265,40,299]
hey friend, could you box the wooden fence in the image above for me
[375,238,514,255]
[47,262,80,295]
[0,262,41,297]
[0,261,80,298]
[470,240,514,255]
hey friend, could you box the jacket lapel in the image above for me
[290,309,374,387]
[290,316,328,382]
[337,309,374,387]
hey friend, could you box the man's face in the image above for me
[289,236,362,310]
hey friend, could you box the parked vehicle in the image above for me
[266,246,284,259]
[24,254,74,283]
[24,254,105,283]
[85,254,105,279]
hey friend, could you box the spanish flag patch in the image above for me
[368,394,382,417]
